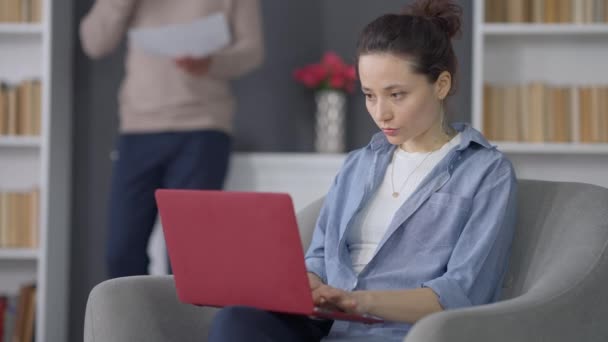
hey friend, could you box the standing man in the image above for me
[80,0,264,278]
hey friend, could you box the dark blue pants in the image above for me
[208,306,333,342]
[106,130,231,278]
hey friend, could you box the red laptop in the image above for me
[155,189,383,324]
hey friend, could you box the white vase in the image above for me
[314,90,346,153]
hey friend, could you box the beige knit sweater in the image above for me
[80,0,264,133]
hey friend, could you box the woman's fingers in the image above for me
[313,285,358,313]
[311,284,329,305]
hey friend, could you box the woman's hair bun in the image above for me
[402,0,463,39]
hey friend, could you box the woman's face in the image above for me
[358,53,447,149]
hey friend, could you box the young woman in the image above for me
[209,0,517,341]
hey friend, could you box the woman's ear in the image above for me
[435,71,452,100]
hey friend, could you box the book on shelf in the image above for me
[0,296,5,338]
[3,283,36,342]
[503,85,520,141]
[579,86,608,142]
[528,82,545,142]
[482,83,608,143]
[23,286,36,342]
[0,80,41,137]
[0,189,38,249]
[485,0,608,23]
[2,295,18,342]
[0,0,42,23]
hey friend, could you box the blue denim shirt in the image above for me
[305,123,518,340]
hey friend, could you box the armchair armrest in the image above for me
[404,251,608,342]
[85,275,218,342]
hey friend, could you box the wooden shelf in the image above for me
[0,248,38,260]
[0,23,43,34]
[0,136,41,147]
[483,24,608,35]
[493,142,608,154]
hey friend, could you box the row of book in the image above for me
[0,190,38,249]
[0,284,36,342]
[485,0,608,23]
[483,82,608,143]
[0,0,41,23]
[483,83,608,143]
[0,80,41,137]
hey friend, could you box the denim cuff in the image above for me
[305,257,327,283]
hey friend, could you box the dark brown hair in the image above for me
[356,0,463,94]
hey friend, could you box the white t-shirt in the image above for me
[347,133,462,274]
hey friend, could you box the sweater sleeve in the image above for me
[79,0,139,59]
[207,0,265,80]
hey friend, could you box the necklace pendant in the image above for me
[392,192,399,198]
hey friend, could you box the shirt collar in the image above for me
[368,122,493,152]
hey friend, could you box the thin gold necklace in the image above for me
[390,148,434,199]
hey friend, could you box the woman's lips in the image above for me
[382,128,399,136]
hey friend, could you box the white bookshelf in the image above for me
[483,23,608,35]
[0,0,72,341]
[0,136,42,147]
[0,249,39,260]
[472,0,608,188]
[489,142,608,154]
[0,23,43,34]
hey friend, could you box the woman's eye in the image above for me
[391,92,404,99]
[364,93,375,100]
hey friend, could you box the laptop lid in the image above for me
[155,189,314,315]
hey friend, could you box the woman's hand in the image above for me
[307,272,323,290]
[307,273,370,314]
[313,285,370,315]
[308,273,339,311]
[175,56,212,76]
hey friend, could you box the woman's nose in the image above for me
[374,100,392,122]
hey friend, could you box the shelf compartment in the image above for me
[483,24,608,35]
[0,24,42,34]
[493,142,608,154]
[0,136,41,147]
[0,248,38,260]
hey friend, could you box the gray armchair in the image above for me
[84,180,608,342]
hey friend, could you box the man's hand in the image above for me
[175,56,212,76]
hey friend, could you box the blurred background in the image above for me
[1,0,607,341]
[72,1,469,339]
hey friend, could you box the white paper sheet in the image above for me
[128,13,231,58]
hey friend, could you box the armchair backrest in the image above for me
[296,197,325,251]
[500,180,608,300]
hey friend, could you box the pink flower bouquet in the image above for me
[293,51,357,93]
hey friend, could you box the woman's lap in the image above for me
[208,306,333,342]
